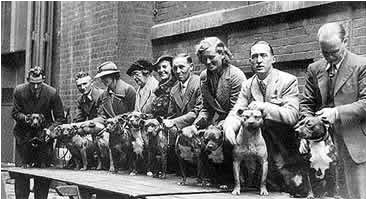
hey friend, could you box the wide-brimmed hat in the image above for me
[95,61,120,78]
[27,66,45,83]
[127,59,153,76]
[152,55,173,71]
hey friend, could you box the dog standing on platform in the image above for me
[23,113,53,168]
[232,108,268,196]
[295,116,338,198]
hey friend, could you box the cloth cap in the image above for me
[27,66,45,83]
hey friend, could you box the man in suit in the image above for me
[163,53,203,130]
[94,61,136,122]
[193,37,247,128]
[11,66,65,198]
[127,59,159,114]
[299,23,365,198]
[73,71,104,122]
[223,41,302,193]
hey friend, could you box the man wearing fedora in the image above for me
[11,66,65,198]
[94,61,136,122]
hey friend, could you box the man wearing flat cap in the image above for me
[11,66,65,198]
[127,59,159,114]
[74,71,104,122]
[94,61,136,123]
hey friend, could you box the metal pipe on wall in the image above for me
[46,1,54,85]
[24,1,33,82]
[39,1,46,70]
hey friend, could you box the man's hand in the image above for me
[299,139,309,154]
[163,119,174,128]
[44,128,52,142]
[181,125,197,138]
[315,107,338,124]
[222,115,241,145]
[248,101,268,112]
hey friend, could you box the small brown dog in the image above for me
[232,108,268,196]
[23,113,52,168]
[294,116,338,198]
[143,117,168,178]
[175,125,205,185]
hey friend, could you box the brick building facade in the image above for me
[54,1,365,119]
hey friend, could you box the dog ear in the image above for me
[139,119,145,127]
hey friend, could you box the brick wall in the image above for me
[55,1,154,117]
[152,1,366,93]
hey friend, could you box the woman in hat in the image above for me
[151,55,177,118]
[127,59,159,114]
[94,61,136,123]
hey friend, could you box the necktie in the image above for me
[181,84,186,98]
[327,63,337,105]
[258,80,266,98]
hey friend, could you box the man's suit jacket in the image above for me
[300,50,366,163]
[12,83,65,143]
[94,79,136,123]
[135,76,159,114]
[194,64,246,127]
[168,74,203,129]
[231,68,299,125]
[74,86,104,122]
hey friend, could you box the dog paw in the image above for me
[147,171,153,177]
[80,167,87,171]
[260,188,269,196]
[177,181,186,185]
[129,172,136,176]
[109,167,116,172]
[219,185,228,189]
[232,187,240,195]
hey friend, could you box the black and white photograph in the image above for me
[1,1,366,199]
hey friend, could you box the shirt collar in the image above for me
[256,68,273,85]
[180,75,190,89]
[326,51,346,71]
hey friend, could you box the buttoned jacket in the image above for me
[12,83,65,143]
[300,50,366,163]
[94,79,136,123]
[168,74,203,129]
[74,86,104,122]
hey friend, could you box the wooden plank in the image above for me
[147,191,292,199]
[7,167,226,198]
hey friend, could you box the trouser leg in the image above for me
[14,175,30,199]
[33,177,50,199]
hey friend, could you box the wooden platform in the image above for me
[6,167,291,198]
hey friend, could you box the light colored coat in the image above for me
[135,76,159,114]
[231,68,299,125]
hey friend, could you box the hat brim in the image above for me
[28,76,44,83]
[153,55,173,71]
[95,70,120,78]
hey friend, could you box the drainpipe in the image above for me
[25,1,33,82]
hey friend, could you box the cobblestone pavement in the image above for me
[2,171,69,199]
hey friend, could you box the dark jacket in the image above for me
[168,74,203,129]
[12,83,65,143]
[300,50,366,163]
[94,79,136,123]
[151,76,177,118]
[74,86,104,122]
